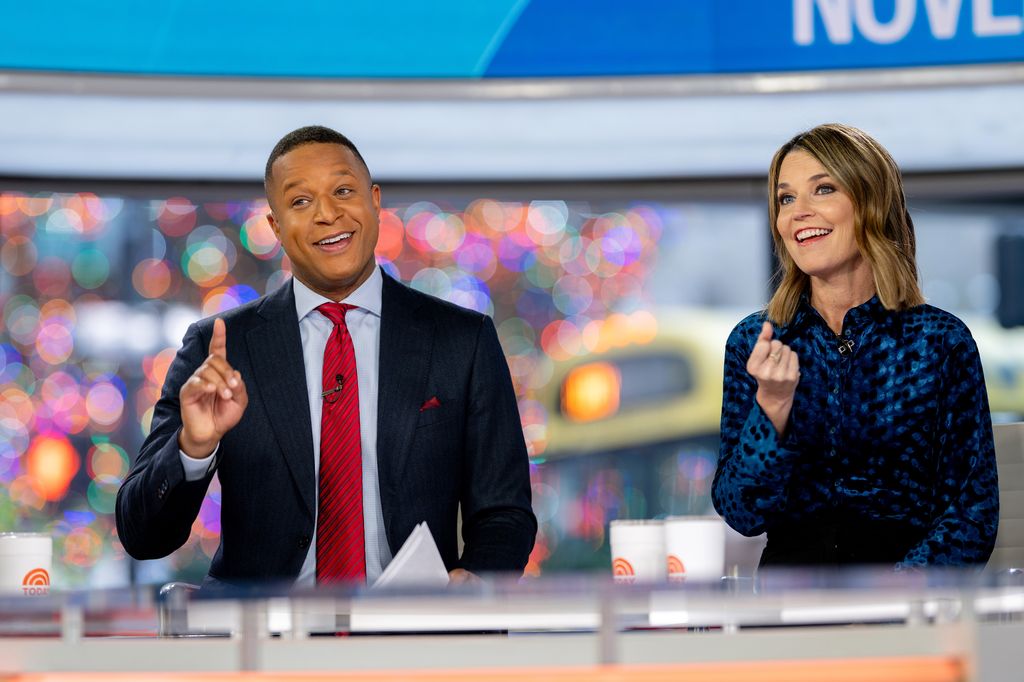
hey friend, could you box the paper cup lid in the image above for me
[0,533,53,555]
[610,519,665,544]
[665,515,723,524]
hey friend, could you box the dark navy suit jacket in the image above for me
[116,271,536,583]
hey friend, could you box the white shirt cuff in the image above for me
[179,443,220,482]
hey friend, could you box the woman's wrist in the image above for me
[755,390,794,435]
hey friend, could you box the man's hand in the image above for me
[178,318,248,458]
[447,568,481,586]
[746,321,800,436]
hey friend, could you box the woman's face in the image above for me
[775,150,867,284]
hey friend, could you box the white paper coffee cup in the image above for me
[0,533,53,596]
[609,519,666,583]
[664,515,726,582]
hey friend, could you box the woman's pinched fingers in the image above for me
[785,347,801,379]
[747,322,776,371]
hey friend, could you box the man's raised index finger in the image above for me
[210,318,227,359]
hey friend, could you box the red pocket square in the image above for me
[420,396,442,412]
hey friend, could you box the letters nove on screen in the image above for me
[793,0,1024,46]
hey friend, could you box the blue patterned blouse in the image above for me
[712,295,999,566]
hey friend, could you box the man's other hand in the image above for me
[178,318,248,458]
[447,568,481,586]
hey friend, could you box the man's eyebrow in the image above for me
[776,173,831,190]
[280,170,359,195]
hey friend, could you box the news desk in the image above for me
[1,571,1022,682]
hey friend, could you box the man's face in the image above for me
[266,142,381,301]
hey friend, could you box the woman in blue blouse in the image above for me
[712,123,999,567]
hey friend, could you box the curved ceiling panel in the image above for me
[2,73,1023,181]
[1,1,1022,78]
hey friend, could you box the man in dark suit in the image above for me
[115,126,536,586]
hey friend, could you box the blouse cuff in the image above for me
[739,402,800,480]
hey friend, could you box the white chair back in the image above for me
[991,422,1024,569]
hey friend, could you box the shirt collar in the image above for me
[788,291,889,336]
[845,294,887,327]
[292,266,384,322]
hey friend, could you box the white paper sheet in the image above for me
[371,521,450,589]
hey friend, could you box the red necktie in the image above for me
[315,303,365,584]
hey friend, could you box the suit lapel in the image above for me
[377,273,434,538]
[247,280,316,519]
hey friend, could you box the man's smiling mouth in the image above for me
[315,232,353,246]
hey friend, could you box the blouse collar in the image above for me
[780,291,890,338]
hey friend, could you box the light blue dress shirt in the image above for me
[180,267,393,584]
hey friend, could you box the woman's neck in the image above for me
[809,271,876,336]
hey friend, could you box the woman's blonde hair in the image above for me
[765,123,924,325]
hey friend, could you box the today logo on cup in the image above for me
[0,533,53,596]
[609,519,666,583]
[667,554,686,582]
[664,516,726,582]
[22,567,50,596]
[612,557,636,583]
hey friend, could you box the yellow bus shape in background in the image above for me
[538,308,1024,461]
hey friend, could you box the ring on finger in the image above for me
[769,351,781,363]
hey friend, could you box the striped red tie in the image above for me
[315,302,365,584]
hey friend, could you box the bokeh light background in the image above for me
[1,189,1018,585]
[0,190,763,585]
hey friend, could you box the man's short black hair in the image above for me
[264,125,371,191]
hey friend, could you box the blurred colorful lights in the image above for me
[183,243,229,287]
[156,197,198,237]
[132,258,173,299]
[87,442,129,480]
[562,362,621,423]
[35,321,74,364]
[376,210,404,262]
[71,249,110,289]
[1,188,671,582]
[85,380,125,428]
[25,434,79,502]
[202,284,259,316]
[240,214,281,259]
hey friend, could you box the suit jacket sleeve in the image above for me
[457,315,537,573]
[116,321,218,560]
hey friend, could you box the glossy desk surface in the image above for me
[1,570,1022,682]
